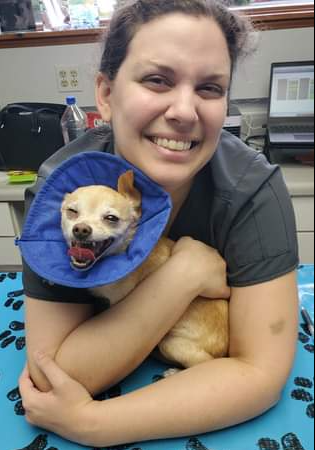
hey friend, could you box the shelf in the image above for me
[0,4,313,49]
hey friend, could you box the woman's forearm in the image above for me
[81,357,280,447]
[55,255,201,395]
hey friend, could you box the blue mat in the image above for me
[0,266,314,450]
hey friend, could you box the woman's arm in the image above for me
[26,237,229,395]
[25,299,94,392]
[21,271,299,447]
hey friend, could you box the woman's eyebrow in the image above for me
[199,73,231,85]
[135,61,176,76]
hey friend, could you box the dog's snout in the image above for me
[73,223,92,241]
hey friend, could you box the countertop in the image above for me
[280,163,314,197]
[0,172,36,202]
[0,161,314,202]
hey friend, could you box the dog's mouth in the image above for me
[68,239,114,270]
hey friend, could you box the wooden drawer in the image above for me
[298,232,314,264]
[0,237,22,268]
[292,197,314,232]
[0,202,15,236]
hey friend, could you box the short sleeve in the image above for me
[225,169,299,287]
[22,259,98,303]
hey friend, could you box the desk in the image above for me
[0,265,314,450]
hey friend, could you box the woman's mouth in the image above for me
[148,136,200,152]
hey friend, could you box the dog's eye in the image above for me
[104,215,120,223]
[67,208,79,219]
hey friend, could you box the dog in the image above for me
[61,170,229,371]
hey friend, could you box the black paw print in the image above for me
[4,296,24,311]
[95,383,122,401]
[0,272,17,283]
[7,386,25,416]
[3,287,25,310]
[298,323,314,354]
[258,433,306,450]
[186,437,209,449]
[0,320,25,350]
[16,434,58,450]
[291,377,314,419]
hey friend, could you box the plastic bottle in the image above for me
[61,96,87,144]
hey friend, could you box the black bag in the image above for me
[0,103,66,171]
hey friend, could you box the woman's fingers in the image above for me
[33,351,71,390]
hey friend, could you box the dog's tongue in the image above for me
[68,247,95,262]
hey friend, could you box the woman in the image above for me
[19,0,300,447]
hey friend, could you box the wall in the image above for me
[0,27,314,108]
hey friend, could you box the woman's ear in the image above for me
[95,72,112,123]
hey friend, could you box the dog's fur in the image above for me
[61,171,229,369]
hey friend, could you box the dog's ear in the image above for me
[118,171,142,213]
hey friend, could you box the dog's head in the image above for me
[61,170,142,270]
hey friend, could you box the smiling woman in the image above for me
[20,0,300,447]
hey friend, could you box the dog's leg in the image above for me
[159,336,214,377]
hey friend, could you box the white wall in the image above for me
[0,27,314,108]
[232,27,314,100]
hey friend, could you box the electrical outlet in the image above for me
[55,66,83,92]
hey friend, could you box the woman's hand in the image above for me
[19,352,96,445]
[172,237,230,300]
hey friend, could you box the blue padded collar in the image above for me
[18,152,172,288]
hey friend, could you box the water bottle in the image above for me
[61,96,87,144]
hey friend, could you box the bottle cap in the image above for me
[66,96,76,105]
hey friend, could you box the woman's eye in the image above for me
[198,85,225,99]
[104,215,120,224]
[142,76,171,91]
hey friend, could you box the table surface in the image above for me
[0,266,314,450]
[0,161,314,202]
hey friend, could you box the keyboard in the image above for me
[270,124,314,134]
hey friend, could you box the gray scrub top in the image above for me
[22,127,299,302]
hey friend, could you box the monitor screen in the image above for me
[270,63,314,118]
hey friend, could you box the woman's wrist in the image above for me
[76,401,103,447]
[167,250,204,299]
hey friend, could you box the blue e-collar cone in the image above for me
[18,152,172,288]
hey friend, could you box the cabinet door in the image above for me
[292,197,314,232]
[0,203,15,236]
[0,238,22,268]
[298,233,314,264]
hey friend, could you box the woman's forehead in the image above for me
[124,14,231,79]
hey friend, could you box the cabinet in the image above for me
[0,202,24,270]
[281,164,314,264]
[0,180,34,271]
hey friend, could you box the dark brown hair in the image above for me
[100,0,256,81]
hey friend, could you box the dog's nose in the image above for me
[73,223,92,241]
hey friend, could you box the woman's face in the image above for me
[96,13,231,194]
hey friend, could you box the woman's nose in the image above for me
[165,87,199,128]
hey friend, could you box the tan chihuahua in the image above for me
[61,171,229,370]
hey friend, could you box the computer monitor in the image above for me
[269,61,314,119]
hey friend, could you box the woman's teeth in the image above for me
[152,137,193,152]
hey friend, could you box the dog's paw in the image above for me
[163,368,182,378]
